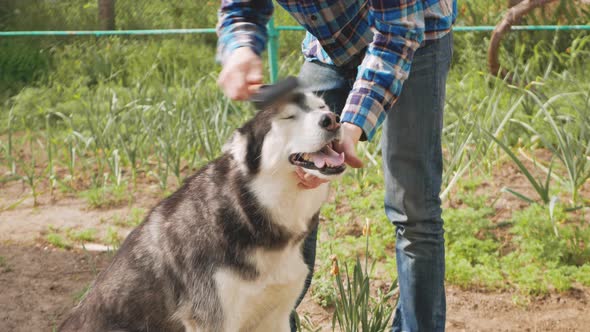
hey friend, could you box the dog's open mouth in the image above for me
[289,142,346,175]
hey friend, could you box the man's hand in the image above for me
[218,47,263,100]
[296,122,364,189]
[295,167,330,189]
[333,123,364,168]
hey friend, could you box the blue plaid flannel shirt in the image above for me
[217,0,457,141]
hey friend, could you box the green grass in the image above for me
[46,226,98,247]
[80,182,130,209]
[294,313,323,332]
[46,233,72,249]
[309,158,590,306]
[73,283,92,303]
[104,226,122,249]
[0,256,12,273]
[112,207,146,227]
[66,228,97,243]
[1,0,590,315]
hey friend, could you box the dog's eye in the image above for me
[319,105,327,109]
[281,115,296,120]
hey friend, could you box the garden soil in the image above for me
[1,245,588,332]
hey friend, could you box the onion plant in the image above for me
[332,221,398,332]
[515,88,590,206]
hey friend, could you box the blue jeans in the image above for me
[293,32,453,332]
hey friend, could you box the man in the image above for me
[216,1,457,331]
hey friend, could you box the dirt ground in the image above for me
[1,245,588,332]
[1,158,589,332]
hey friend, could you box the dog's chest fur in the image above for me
[168,154,328,332]
[213,244,309,331]
[208,172,327,331]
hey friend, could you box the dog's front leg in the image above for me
[252,306,292,332]
[181,320,229,332]
[253,317,290,332]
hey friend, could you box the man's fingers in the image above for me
[225,86,249,100]
[295,167,306,179]
[219,74,252,100]
[345,153,364,168]
[294,168,329,189]
[246,69,263,84]
[222,76,260,100]
[248,84,263,94]
[218,48,263,101]
[299,181,323,189]
[305,176,329,188]
[334,141,364,168]
[218,70,244,100]
[298,182,314,189]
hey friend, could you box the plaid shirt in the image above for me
[217,0,457,141]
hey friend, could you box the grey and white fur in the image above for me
[59,92,345,332]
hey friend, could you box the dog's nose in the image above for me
[319,112,340,132]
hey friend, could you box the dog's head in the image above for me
[225,92,346,181]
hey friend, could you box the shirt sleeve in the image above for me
[340,1,425,141]
[216,0,274,63]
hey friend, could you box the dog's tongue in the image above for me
[310,146,345,168]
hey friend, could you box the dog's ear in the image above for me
[263,91,308,112]
[287,91,310,111]
[222,133,237,154]
[234,110,273,174]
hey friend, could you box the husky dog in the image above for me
[59,92,346,332]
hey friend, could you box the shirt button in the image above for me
[310,14,317,21]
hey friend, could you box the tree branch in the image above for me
[488,0,557,79]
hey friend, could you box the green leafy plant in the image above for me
[516,89,590,206]
[486,130,554,205]
[18,132,44,206]
[331,223,398,332]
[331,257,397,332]
[293,312,322,332]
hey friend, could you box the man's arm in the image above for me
[304,1,424,188]
[216,0,273,100]
[216,0,274,62]
[340,0,425,141]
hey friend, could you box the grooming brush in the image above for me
[249,76,300,110]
